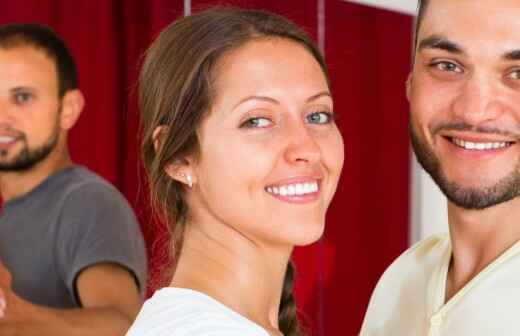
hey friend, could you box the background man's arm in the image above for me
[0,262,142,336]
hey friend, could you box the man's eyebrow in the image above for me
[418,35,465,55]
[503,50,520,61]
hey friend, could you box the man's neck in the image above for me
[0,150,72,203]
[445,198,520,301]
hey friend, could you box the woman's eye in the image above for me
[240,117,273,128]
[13,92,33,104]
[306,111,333,124]
[431,61,463,73]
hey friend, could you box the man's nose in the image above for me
[451,73,509,126]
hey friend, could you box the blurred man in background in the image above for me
[0,23,146,335]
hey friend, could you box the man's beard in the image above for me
[0,118,60,172]
[410,121,520,210]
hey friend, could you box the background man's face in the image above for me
[0,45,61,172]
[409,0,520,210]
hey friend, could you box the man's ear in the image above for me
[152,126,197,188]
[405,73,413,102]
[60,89,85,130]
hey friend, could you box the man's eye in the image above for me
[13,92,33,104]
[306,111,333,124]
[240,117,272,128]
[507,69,520,80]
[432,61,463,73]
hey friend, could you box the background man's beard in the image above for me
[0,123,60,172]
[409,121,520,210]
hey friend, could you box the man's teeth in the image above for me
[0,136,15,144]
[266,182,318,196]
[451,138,510,150]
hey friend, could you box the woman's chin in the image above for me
[289,223,325,247]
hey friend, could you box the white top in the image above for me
[360,234,520,336]
[125,287,269,336]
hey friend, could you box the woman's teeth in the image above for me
[266,181,318,196]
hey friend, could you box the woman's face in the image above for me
[189,38,344,247]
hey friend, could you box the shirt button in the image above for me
[430,314,443,326]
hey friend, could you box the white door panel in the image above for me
[345,0,418,15]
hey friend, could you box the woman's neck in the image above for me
[170,222,291,333]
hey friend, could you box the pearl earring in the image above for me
[176,172,193,188]
[186,174,193,188]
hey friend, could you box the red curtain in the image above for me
[1,1,412,334]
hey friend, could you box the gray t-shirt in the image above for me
[0,165,147,308]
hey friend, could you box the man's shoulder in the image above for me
[369,233,450,308]
[360,234,450,334]
[398,233,449,263]
[382,233,450,279]
[51,166,138,232]
[58,166,120,197]
[54,166,132,210]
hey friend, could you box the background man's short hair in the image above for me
[0,23,78,97]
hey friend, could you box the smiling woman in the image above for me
[125,7,344,336]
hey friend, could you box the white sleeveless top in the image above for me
[126,287,269,336]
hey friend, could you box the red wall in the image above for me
[1,1,412,334]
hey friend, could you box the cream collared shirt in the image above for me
[360,234,520,336]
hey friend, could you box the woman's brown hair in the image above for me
[139,7,329,336]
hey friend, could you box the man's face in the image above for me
[409,0,520,210]
[0,45,61,172]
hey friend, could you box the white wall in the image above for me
[410,155,449,243]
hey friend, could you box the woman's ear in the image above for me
[165,163,196,188]
[153,126,197,188]
[152,126,167,154]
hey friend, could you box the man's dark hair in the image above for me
[0,23,78,97]
[414,0,430,48]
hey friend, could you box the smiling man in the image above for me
[361,0,520,335]
[0,24,146,335]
